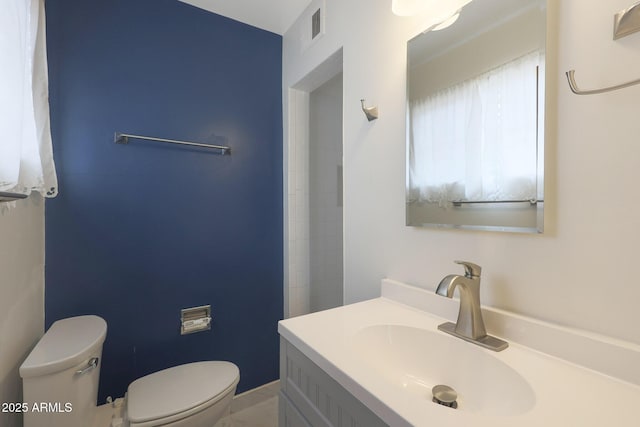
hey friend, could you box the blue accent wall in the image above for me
[44,0,283,402]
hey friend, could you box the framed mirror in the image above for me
[406,0,546,233]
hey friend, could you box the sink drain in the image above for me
[432,385,458,409]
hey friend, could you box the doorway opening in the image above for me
[285,49,343,317]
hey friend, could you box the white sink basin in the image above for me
[279,280,640,426]
[351,324,536,416]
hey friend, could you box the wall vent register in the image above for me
[312,8,321,39]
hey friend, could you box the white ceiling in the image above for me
[179,0,312,35]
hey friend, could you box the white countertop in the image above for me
[278,280,640,427]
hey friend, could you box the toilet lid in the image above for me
[20,315,107,378]
[127,361,239,424]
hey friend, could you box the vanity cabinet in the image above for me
[279,338,388,427]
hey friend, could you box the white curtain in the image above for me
[0,0,58,203]
[408,51,542,206]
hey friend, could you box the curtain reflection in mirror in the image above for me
[408,50,543,207]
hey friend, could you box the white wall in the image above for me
[283,0,640,344]
[0,198,45,427]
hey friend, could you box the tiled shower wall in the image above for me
[287,89,311,317]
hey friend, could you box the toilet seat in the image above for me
[127,361,240,426]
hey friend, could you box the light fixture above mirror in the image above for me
[392,0,432,16]
[393,0,471,17]
[431,11,461,30]
[392,0,472,34]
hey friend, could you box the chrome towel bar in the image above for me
[115,132,230,155]
[452,199,542,207]
[0,191,28,203]
[566,70,640,95]
[565,2,640,95]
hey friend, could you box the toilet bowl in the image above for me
[20,315,240,427]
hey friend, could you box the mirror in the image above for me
[406,0,546,233]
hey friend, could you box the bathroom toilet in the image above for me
[20,315,239,427]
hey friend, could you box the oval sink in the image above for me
[351,325,536,416]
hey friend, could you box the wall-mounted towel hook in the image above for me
[360,99,379,121]
[566,70,640,95]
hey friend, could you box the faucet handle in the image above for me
[454,260,481,278]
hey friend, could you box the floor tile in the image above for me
[215,396,278,427]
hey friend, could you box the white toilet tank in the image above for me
[20,315,107,427]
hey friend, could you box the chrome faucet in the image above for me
[435,261,508,351]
